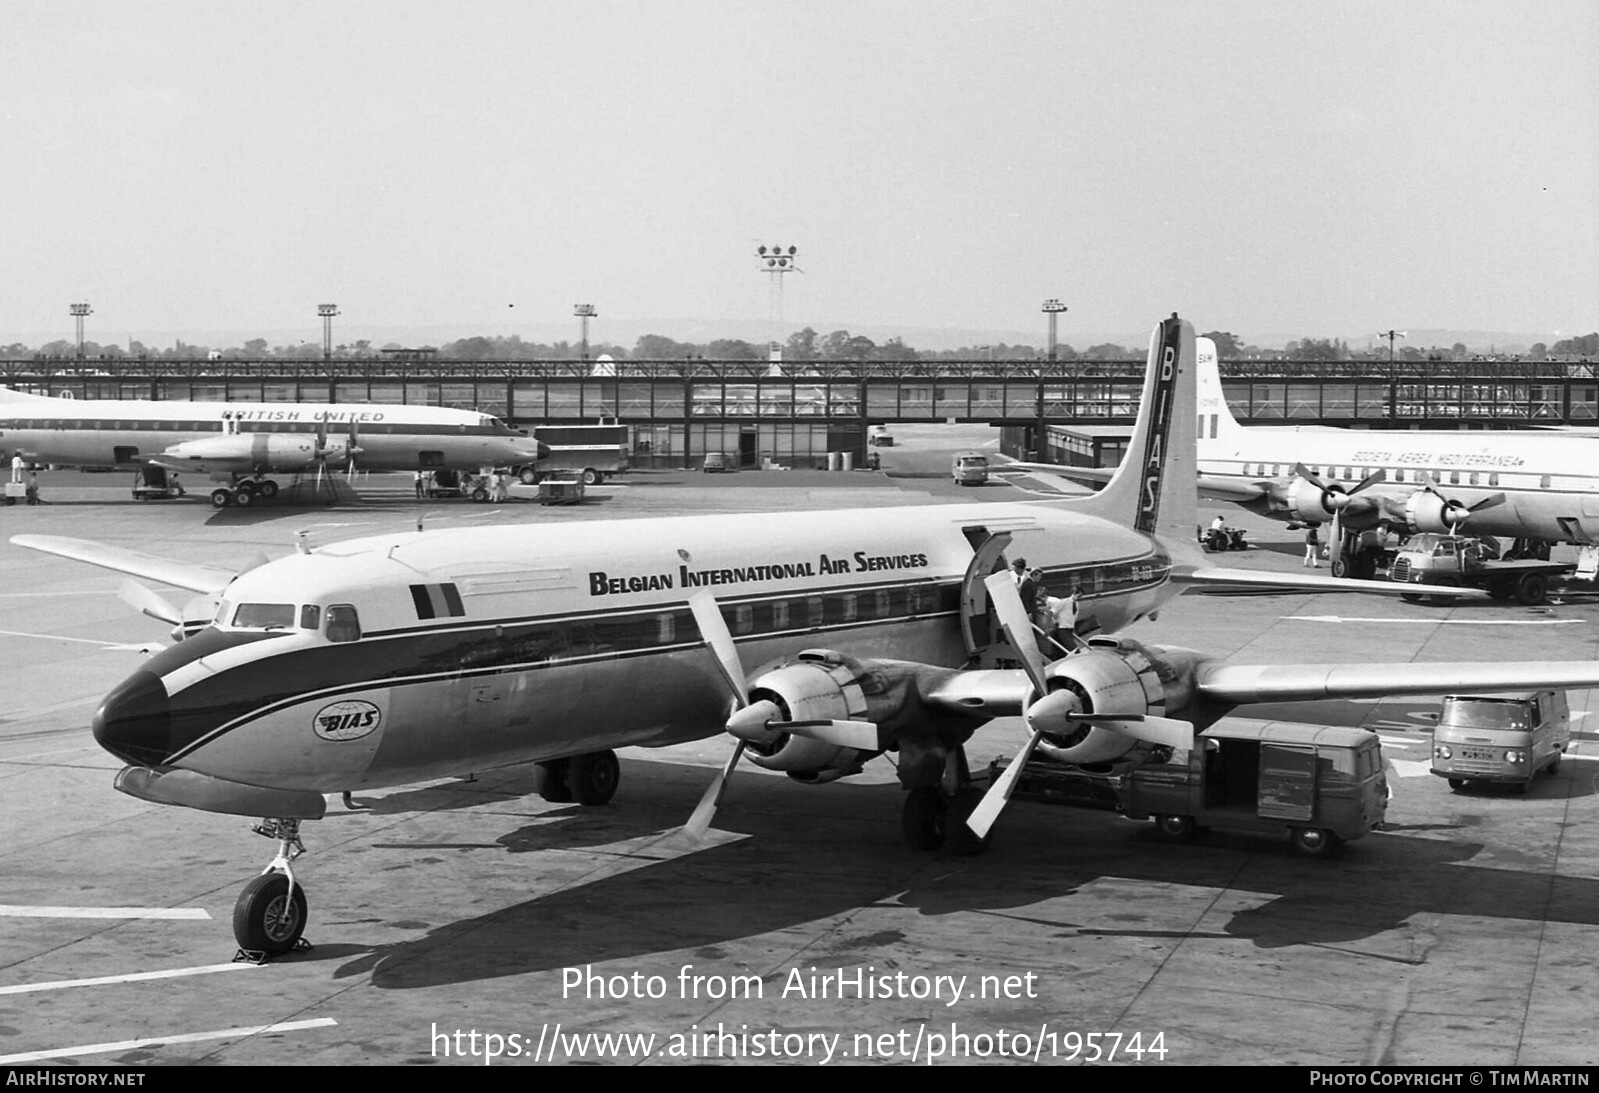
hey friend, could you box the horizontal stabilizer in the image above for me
[11,535,241,593]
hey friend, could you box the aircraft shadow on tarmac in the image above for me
[283,756,1599,990]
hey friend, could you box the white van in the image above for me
[1431,690,1569,792]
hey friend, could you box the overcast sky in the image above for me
[1,1,1594,348]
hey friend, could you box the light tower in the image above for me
[1377,329,1407,364]
[574,303,597,361]
[318,304,339,362]
[69,302,92,361]
[757,243,799,362]
[1042,298,1068,361]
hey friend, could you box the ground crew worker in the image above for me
[1304,524,1321,568]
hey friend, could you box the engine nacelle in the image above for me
[1392,490,1461,535]
[740,651,878,782]
[1033,638,1202,764]
[1271,477,1381,530]
[161,434,341,474]
[1272,476,1340,524]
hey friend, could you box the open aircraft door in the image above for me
[1257,743,1317,822]
[959,528,1012,661]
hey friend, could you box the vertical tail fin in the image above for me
[1072,315,1197,543]
[1194,335,1242,444]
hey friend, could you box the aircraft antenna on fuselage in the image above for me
[1073,314,1198,542]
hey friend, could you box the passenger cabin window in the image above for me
[326,604,362,643]
[734,604,754,635]
[300,605,321,630]
[232,603,295,630]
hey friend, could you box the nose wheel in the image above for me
[234,818,312,962]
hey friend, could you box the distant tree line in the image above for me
[6,326,1594,363]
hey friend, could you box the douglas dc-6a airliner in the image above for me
[20,315,1599,960]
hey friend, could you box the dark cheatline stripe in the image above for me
[410,585,435,620]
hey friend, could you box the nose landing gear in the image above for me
[233,818,311,962]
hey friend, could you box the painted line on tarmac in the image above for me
[1286,616,1585,626]
[0,1018,338,1064]
[0,904,211,920]
[0,627,158,647]
[0,590,115,597]
[0,962,253,996]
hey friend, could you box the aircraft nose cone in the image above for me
[92,670,173,766]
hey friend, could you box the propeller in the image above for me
[963,573,1192,841]
[117,579,218,642]
[683,591,878,838]
[1416,472,1505,532]
[1291,463,1387,569]
[119,579,182,627]
[345,419,362,482]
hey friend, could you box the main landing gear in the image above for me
[900,746,990,857]
[532,749,621,806]
[233,818,310,962]
[210,477,281,509]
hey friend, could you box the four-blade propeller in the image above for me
[684,591,879,838]
[962,573,1191,841]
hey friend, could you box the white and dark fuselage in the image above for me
[96,503,1174,795]
[0,391,539,476]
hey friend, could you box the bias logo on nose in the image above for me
[313,699,382,741]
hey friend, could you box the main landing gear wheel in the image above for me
[902,786,948,851]
[257,479,279,499]
[533,759,572,803]
[233,872,308,956]
[568,750,620,806]
[233,484,256,508]
[211,487,232,508]
[519,467,539,485]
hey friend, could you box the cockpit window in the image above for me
[327,604,362,643]
[232,603,296,629]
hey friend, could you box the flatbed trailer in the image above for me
[1387,532,1572,605]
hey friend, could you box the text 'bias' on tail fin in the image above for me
[1073,314,1197,543]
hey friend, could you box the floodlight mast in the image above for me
[757,244,800,363]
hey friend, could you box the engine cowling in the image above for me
[160,434,338,473]
[739,651,879,783]
[1030,639,1204,764]
[1392,489,1462,535]
[1271,476,1381,529]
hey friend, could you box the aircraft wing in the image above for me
[1198,660,1599,705]
[11,534,241,593]
[1170,563,1489,599]
[1002,461,1265,501]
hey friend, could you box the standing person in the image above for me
[24,469,39,505]
[1017,566,1041,632]
[1304,524,1321,568]
[1010,557,1028,586]
[10,451,22,484]
[414,470,426,500]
